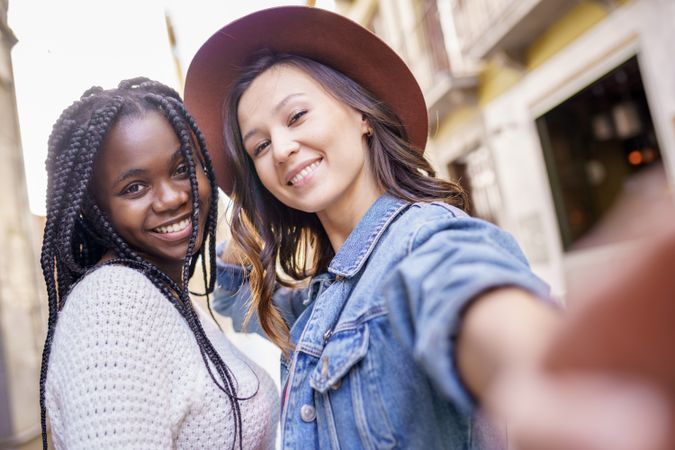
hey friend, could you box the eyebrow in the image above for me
[112,148,183,187]
[242,93,305,143]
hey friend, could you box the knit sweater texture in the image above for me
[45,265,278,449]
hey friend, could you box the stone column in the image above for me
[0,0,47,448]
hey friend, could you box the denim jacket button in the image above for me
[330,378,342,390]
[300,404,316,422]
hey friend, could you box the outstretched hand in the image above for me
[485,226,675,450]
[487,370,671,450]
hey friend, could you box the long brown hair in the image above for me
[223,52,467,351]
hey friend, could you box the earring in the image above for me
[366,128,373,137]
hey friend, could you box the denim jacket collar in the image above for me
[328,194,409,278]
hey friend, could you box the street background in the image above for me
[1,0,674,448]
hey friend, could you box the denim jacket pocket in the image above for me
[309,324,369,393]
[309,323,397,450]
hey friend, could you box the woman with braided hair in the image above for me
[40,77,278,449]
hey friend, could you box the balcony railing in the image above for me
[404,0,451,93]
[402,0,477,122]
[451,0,576,61]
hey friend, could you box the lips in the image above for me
[150,216,193,242]
[286,158,322,186]
[153,217,190,234]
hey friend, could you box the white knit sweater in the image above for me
[45,265,278,449]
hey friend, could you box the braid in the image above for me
[118,76,182,101]
[58,100,124,274]
[40,78,246,450]
[170,98,220,294]
[168,97,224,333]
[145,94,246,445]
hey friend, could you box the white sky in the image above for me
[9,0,335,216]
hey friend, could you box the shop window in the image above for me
[537,56,667,251]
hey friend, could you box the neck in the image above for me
[166,266,185,286]
[317,178,383,253]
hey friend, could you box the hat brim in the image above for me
[184,6,428,194]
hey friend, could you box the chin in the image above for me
[285,195,333,215]
[290,204,322,215]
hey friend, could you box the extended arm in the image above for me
[214,240,310,335]
[456,287,559,399]
[384,213,553,411]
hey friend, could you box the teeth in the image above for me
[154,218,190,234]
[289,161,321,185]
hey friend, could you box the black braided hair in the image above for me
[39,77,246,450]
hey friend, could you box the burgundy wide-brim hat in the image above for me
[184,6,428,194]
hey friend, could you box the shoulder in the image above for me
[45,266,215,448]
[65,265,167,315]
[48,264,196,392]
[392,201,505,248]
[69,264,159,298]
[395,201,467,233]
[55,265,184,352]
[414,201,465,223]
[49,263,188,366]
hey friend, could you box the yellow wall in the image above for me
[477,1,613,105]
[435,105,479,141]
[526,1,608,70]
[478,57,524,106]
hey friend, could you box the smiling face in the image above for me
[237,64,382,232]
[93,111,210,280]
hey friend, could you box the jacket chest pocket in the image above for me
[309,323,397,450]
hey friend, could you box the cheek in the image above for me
[91,182,110,215]
[106,204,136,239]
[253,160,279,192]
[196,175,211,209]
[107,196,152,228]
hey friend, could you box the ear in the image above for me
[360,114,372,136]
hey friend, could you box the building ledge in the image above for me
[463,0,578,62]
[426,71,479,132]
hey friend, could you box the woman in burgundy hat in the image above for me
[184,6,555,450]
[185,6,671,450]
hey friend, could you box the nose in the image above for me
[271,128,299,164]
[153,180,189,213]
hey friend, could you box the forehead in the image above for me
[96,111,179,172]
[106,111,175,149]
[238,65,328,118]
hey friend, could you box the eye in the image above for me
[174,162,189,177]
[120,182,145,196]
[252,140,270,157]
[288,109,307,125]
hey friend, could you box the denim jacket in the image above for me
[215,194,550,449]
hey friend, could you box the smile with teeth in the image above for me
[288,160,321,186]
[153,217,190,234]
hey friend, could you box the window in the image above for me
[448,145,502,224]
[537,56,667,251]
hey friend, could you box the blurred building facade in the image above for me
[0,0,45,448]
[337,0,675,301]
